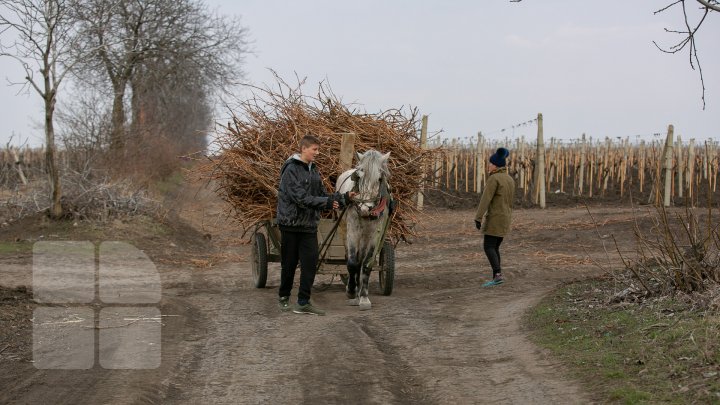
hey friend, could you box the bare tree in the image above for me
[0,0,82,217]
[653,0,719,109]
[72,0,249,159]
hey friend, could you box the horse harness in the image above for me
[348,170,393,220]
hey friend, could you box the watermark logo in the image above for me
[32,241,161,369]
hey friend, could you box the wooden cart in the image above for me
[250,214,395,296]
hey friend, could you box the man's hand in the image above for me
[333,200,340,209]
[475,220,482,230]
[344,191,358,202]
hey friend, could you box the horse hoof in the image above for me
[358,297,371,310]
[347,298,359,306]
[346,291,356,300]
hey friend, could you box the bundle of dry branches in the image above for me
[197,76,439,241]
[0,172,161,222]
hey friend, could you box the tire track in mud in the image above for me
[302,317,435,405]
[354,319,436,405]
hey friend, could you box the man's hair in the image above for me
[299,135,320,150]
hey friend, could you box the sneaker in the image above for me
[278,296,291,312]
[292,302,326,316]
[482,274,505,288]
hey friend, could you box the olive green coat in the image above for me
[474,167,515,237]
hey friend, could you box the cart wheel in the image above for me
[251,233,268,288]
[378,241,395,296]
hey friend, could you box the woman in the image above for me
[474,147,515,287]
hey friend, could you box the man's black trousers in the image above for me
[279,230,319,302]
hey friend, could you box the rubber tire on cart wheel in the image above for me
[378,241,395,296]
[252,233,268,288]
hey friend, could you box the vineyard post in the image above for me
[416,115,428,210]
[676,135,684,199]
[639,140,646,193]
[589,138,595,197]
[662,125,674,207]
[688,138,695,204]
[602,137,610,195]
[703,140,709,180]
[476,132,483,193]
[533,113,546,208]
[578,134,586,196]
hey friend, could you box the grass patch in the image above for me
[0,241,33,255]
[527,277,720,404]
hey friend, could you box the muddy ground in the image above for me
[0,186,648,404]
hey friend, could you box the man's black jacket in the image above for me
[275,155,341,233]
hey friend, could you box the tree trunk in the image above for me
[110,81,127,156]
[45,92,62,218]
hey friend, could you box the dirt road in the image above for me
[0,205,639,404]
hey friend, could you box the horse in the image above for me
[335,149,392,310]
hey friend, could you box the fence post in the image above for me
[339,133,356,172]
[475,132,483,193]
[688,138,695,204]
[578,134,586,196]
[662,124,674,207]
[533,113,546,208]
[676,135,684,199]
[416,115,428,210]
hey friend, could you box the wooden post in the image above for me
[639,140,646,193]
[688,138,695,204]
[620,137,628,198]
[339,133,356,171]
[601,138,610,195]
[520,136,526,197]
[416,115,428,210]
[589,138,595,198]
[475,132,483,193]
[676,135,684,198]
[578,133,586,196]
[703,140,709,180]
[662,125,674,207]
[453,138,459,191]
[533,113,546,208]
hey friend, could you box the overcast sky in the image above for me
[1,1,719,147]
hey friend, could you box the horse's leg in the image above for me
[346,247,360,305]
[358,245,375,311]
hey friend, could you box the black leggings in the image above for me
[279,230,318,303]
[483,235,504,277]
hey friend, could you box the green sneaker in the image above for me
[482,274,505,287]
[292,302,326,316]
[278,296,291,312]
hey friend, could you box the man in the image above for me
[474,147,515,287]
[275,135,349,315]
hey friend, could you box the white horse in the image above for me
[336,150,391,310]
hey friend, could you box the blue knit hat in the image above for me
[489,147,510,167]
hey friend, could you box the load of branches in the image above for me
[197,77,439,242]
[0,172,161,223]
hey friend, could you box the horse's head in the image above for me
[352,150,391,218]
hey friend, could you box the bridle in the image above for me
[348,169,391,220]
